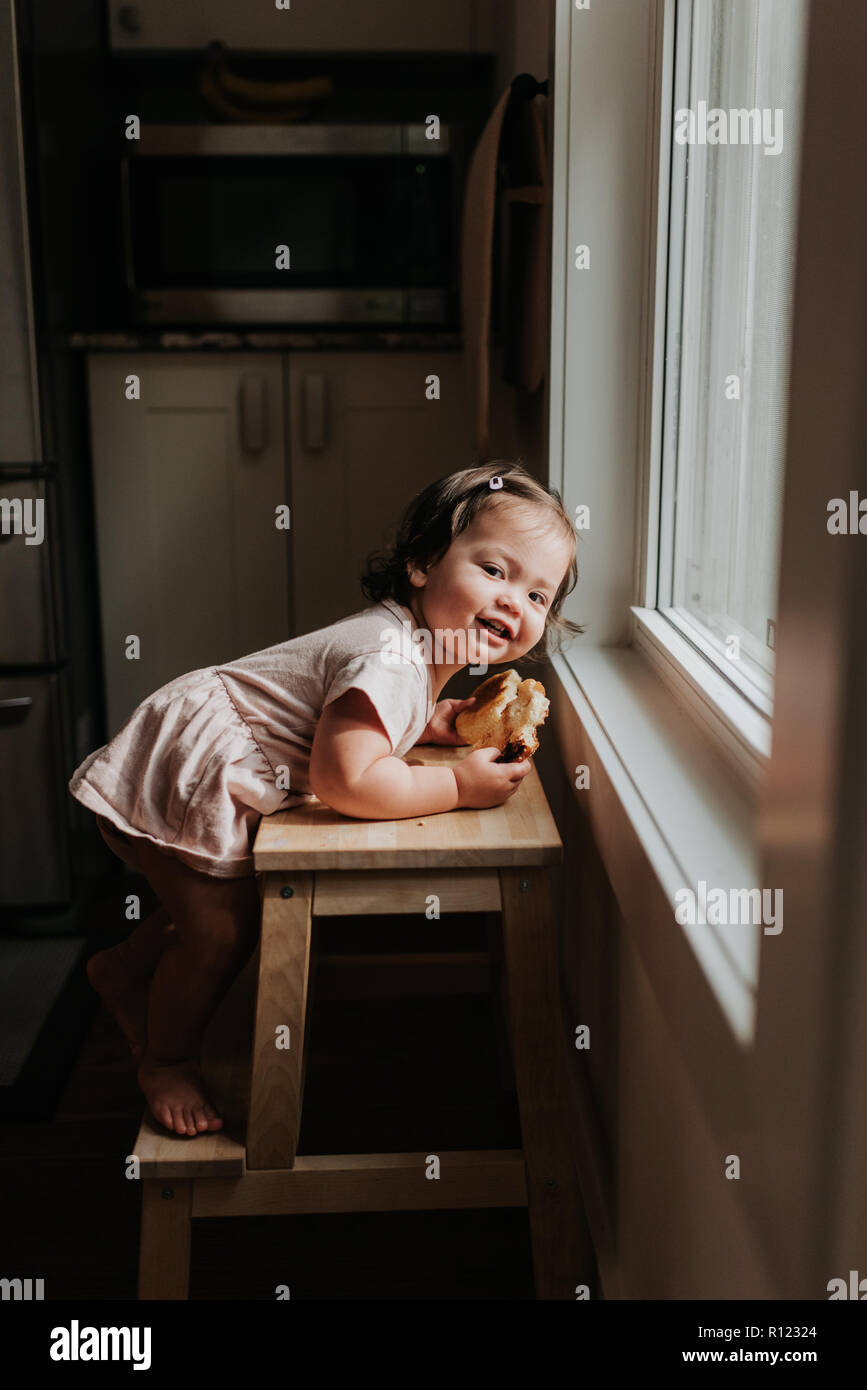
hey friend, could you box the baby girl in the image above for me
[70,462,580,1136]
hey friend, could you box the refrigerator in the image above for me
[0,0,73,912]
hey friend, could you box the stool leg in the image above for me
[139,1178,192,1299]
[247,871,314,1170]
[484,910,514,1092]
[299,918,320,1112]
[499,866,594,1299]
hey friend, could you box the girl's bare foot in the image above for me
[137,1056,224,1137]
[86,946,150,1059]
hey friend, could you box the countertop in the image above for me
[65,329,463,352]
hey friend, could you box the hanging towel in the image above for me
[460,81,549,460]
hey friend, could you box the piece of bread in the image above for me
[455,669,550,762]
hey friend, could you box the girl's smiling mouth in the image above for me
[475,616,512,642]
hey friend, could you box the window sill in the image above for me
[549,644,762,1046]
[631,608,772,794]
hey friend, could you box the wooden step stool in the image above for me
[134,745,589,1299]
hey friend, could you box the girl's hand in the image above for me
[418,697,478,745]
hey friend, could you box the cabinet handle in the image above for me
[239,374,267,455]
[302,373,328,452]
[0,696,33,725]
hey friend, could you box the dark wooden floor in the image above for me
[0,870,535,1300]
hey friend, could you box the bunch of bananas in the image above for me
[199,43,334,123]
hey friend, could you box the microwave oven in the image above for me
[120,124,460,327]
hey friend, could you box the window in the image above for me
[655,0,810,714]
[548,0,818,1036]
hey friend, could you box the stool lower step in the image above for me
[188,1149,528,1217]
[139,1150,530,1300]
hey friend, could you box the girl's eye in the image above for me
[482,563,547,606]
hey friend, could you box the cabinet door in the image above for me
[0,476,62,664]
[109,0,486,52]
[0,673,71,905]
[287,352,469,634]
[87,354,290,734]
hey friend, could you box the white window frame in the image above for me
[547,0,783,1047]
[633,0,786,796]
[546,0,867,1301]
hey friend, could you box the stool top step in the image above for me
[253,746,562,870]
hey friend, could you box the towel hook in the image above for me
[510,73,549,101]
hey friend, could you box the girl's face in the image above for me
[405,496,575,668]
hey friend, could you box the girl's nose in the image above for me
[500,594,522,619]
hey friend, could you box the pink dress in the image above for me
[69,600,434,878]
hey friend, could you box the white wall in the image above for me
[500,0,784,1299]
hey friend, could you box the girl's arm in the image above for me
[417,696,477,745]
[310,688,462,820]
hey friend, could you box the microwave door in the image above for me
[123,130,454,326]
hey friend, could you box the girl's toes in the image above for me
[171,1106,187,1135]
[182,1108,196,1136]
[194,1111,209,1131]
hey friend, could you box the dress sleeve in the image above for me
[322,651,427,754]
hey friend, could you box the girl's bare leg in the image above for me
[87,907,175,1058]
[130,842,261,1137]
[88,821,177,1057]
[114,907,176,973]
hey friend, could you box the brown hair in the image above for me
[360,461,584,665]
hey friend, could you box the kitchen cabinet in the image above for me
[286,351,470,634]
[109,0,495,54]
[87,354,291,735]
[87,349,469,735]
